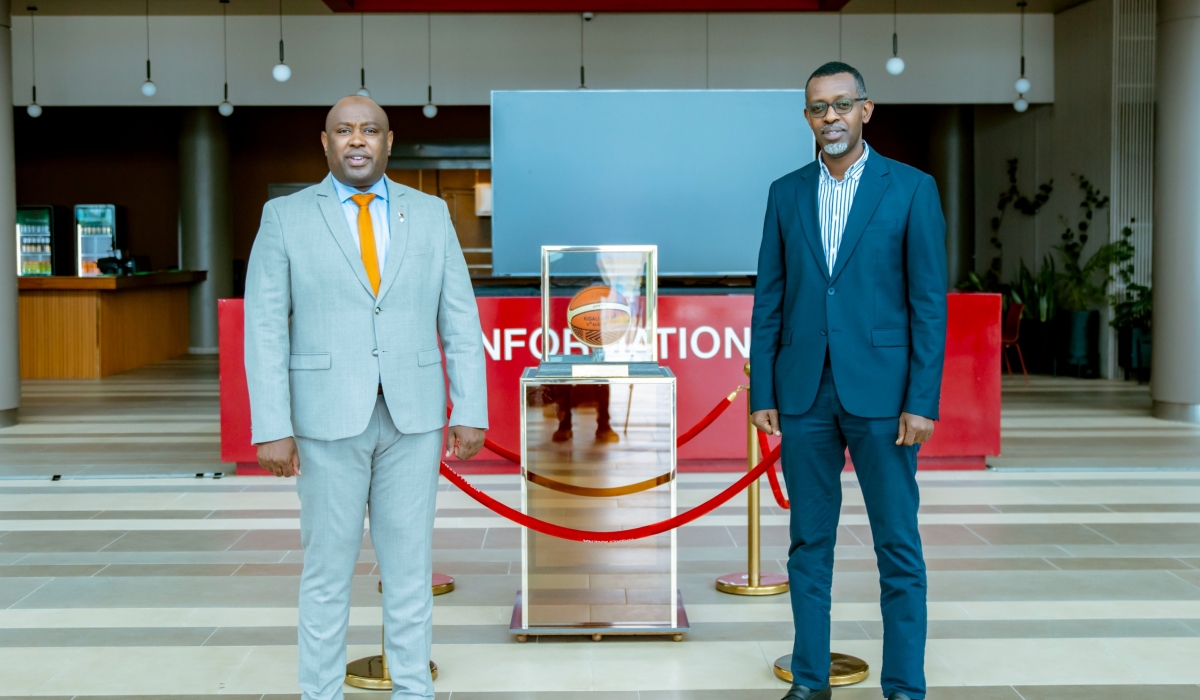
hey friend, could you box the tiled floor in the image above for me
[1,359,1199,698]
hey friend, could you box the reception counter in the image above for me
[18,271,207,379]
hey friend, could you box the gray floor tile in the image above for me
[1087,523,1200,545]
[100,529,250,552]
[482,528,521,549]
[963,524,1114,546]
[449,694,638,700]
[0,626,217,647]
[836,689,1021,700]
[0,563,105,577]
[0,530,125,552]
[921,569,1200,601]
[95,563,242,576]
[925,558,1057,571]
[0,577,52,607]
[862,617,1198,639]
[1014,686,1200,700]
[0,510,102,519]
[848,525,989,547]
[678,527,736,547]
[227,528,303,551]
[640,693,784,700]
[91,509,214,519]
[1047,557,1195,570]
[433,528,488,549]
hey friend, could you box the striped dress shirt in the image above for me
[817,142,870,275]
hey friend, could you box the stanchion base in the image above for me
[345,658,438,690]
[375,575,455,596]
[715,572,789,596]
[772,653,869,686]
[432,573,455,596]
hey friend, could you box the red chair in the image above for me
[1002,302,1029,381]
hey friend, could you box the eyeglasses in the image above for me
[806,97,867,118]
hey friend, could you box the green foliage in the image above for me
[1009,256,1058,323]
[1054,175,1134,312]
[974,158,1053,292]
[1109,219,1152,330]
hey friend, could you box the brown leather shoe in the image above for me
[552,428,573,443]
[781,685,831,700]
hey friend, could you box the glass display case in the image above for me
[75,204,123,277]
[16,205,73,277]
[512,245,687,640]
[540,245,657,365]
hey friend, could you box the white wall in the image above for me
[10,12,1054,107]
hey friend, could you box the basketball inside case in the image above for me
[540,245,658,364]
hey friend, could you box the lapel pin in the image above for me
[397,212,405,223]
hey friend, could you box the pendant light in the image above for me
[273,0,291,82]
[26,5,41,117]
[1013,1,1030,112]
[218,0,233,116]
[422,14,437,118]
[141,0,157,96]
[885,0,904,75]
[355,13,370,97]
[579,12,592,88]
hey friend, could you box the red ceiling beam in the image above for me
[323,0,850,12]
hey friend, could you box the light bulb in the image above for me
[886,56,905,75]
[1015,77,1031,94]
[273,63,292,82]
[141,80,157,97]
[218,101,234,117]
[1013,98,1029,113]
[423,103,438,119]
[356,87,371,98]
[26,103,43,118]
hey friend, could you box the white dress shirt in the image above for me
[817,142,870,275]
[331,175,391,271]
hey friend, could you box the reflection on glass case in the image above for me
[515,366,685,637]
[540,246,657,364]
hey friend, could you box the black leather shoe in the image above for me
[887,694,915,700]
[781,685,832,700]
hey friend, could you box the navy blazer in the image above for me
[749,152,948,420]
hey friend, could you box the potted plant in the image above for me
[1053,176,1134,378]
[1008,256,1058,373]
[964,158,1053,293]
[1109,219,1151,382]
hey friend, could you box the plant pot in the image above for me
[1054,310,1100,378]
[1017,318,1054,374]
[1117,326,1152,382]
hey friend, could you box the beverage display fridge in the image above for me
[74,204,126,277]
[16,205,74,277]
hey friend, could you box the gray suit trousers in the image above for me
[295,395,442,700]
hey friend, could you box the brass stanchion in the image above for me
[715,362,789,596]
[345,579,445,690]
[773,653,869,687]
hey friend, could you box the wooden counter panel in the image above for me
[99,286,190,377]
[18,271,207,292]
[19,291,100,379]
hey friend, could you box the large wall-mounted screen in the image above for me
[491,90,814,277]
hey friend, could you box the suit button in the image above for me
[375,307,381,315]
[371,350,379,357]
[827,287,836,296]
[820,329,828,336]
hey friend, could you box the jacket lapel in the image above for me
[315,174,376,298]
[375,178,409,303]
[795,165,830,282]
[829,156,890,284]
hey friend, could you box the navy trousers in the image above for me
[780,362,927,699]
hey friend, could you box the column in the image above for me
[928,105,975,289]
[1152,0,1200,422]
[179,108,232,354]
[0,0,20,428]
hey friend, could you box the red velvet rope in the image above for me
[758,431,790,510]
[438,443,781,543]
[480,388,740,463]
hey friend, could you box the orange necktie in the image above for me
[350,193,381,295]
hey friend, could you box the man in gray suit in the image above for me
[244,96,488,700]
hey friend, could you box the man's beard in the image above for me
[823,141,850,155]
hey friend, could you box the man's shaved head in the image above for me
[321,95,393,190]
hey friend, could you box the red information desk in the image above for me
[220,292,1000,473]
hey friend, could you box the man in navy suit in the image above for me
[750,62,947,700]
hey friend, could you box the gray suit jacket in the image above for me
[244,174,488,444]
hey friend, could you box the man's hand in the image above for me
[896,412,935,446]
[751,409,782,437]
[447,425,485,460]
[257,436,300,477]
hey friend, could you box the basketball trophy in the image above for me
[511,245,688,642]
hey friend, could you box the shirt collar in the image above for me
[818,141,870,184]
[331,174,389,204]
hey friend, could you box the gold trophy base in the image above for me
[345,658,437,690]
[773,653,869,686]
[715,572,789,596]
